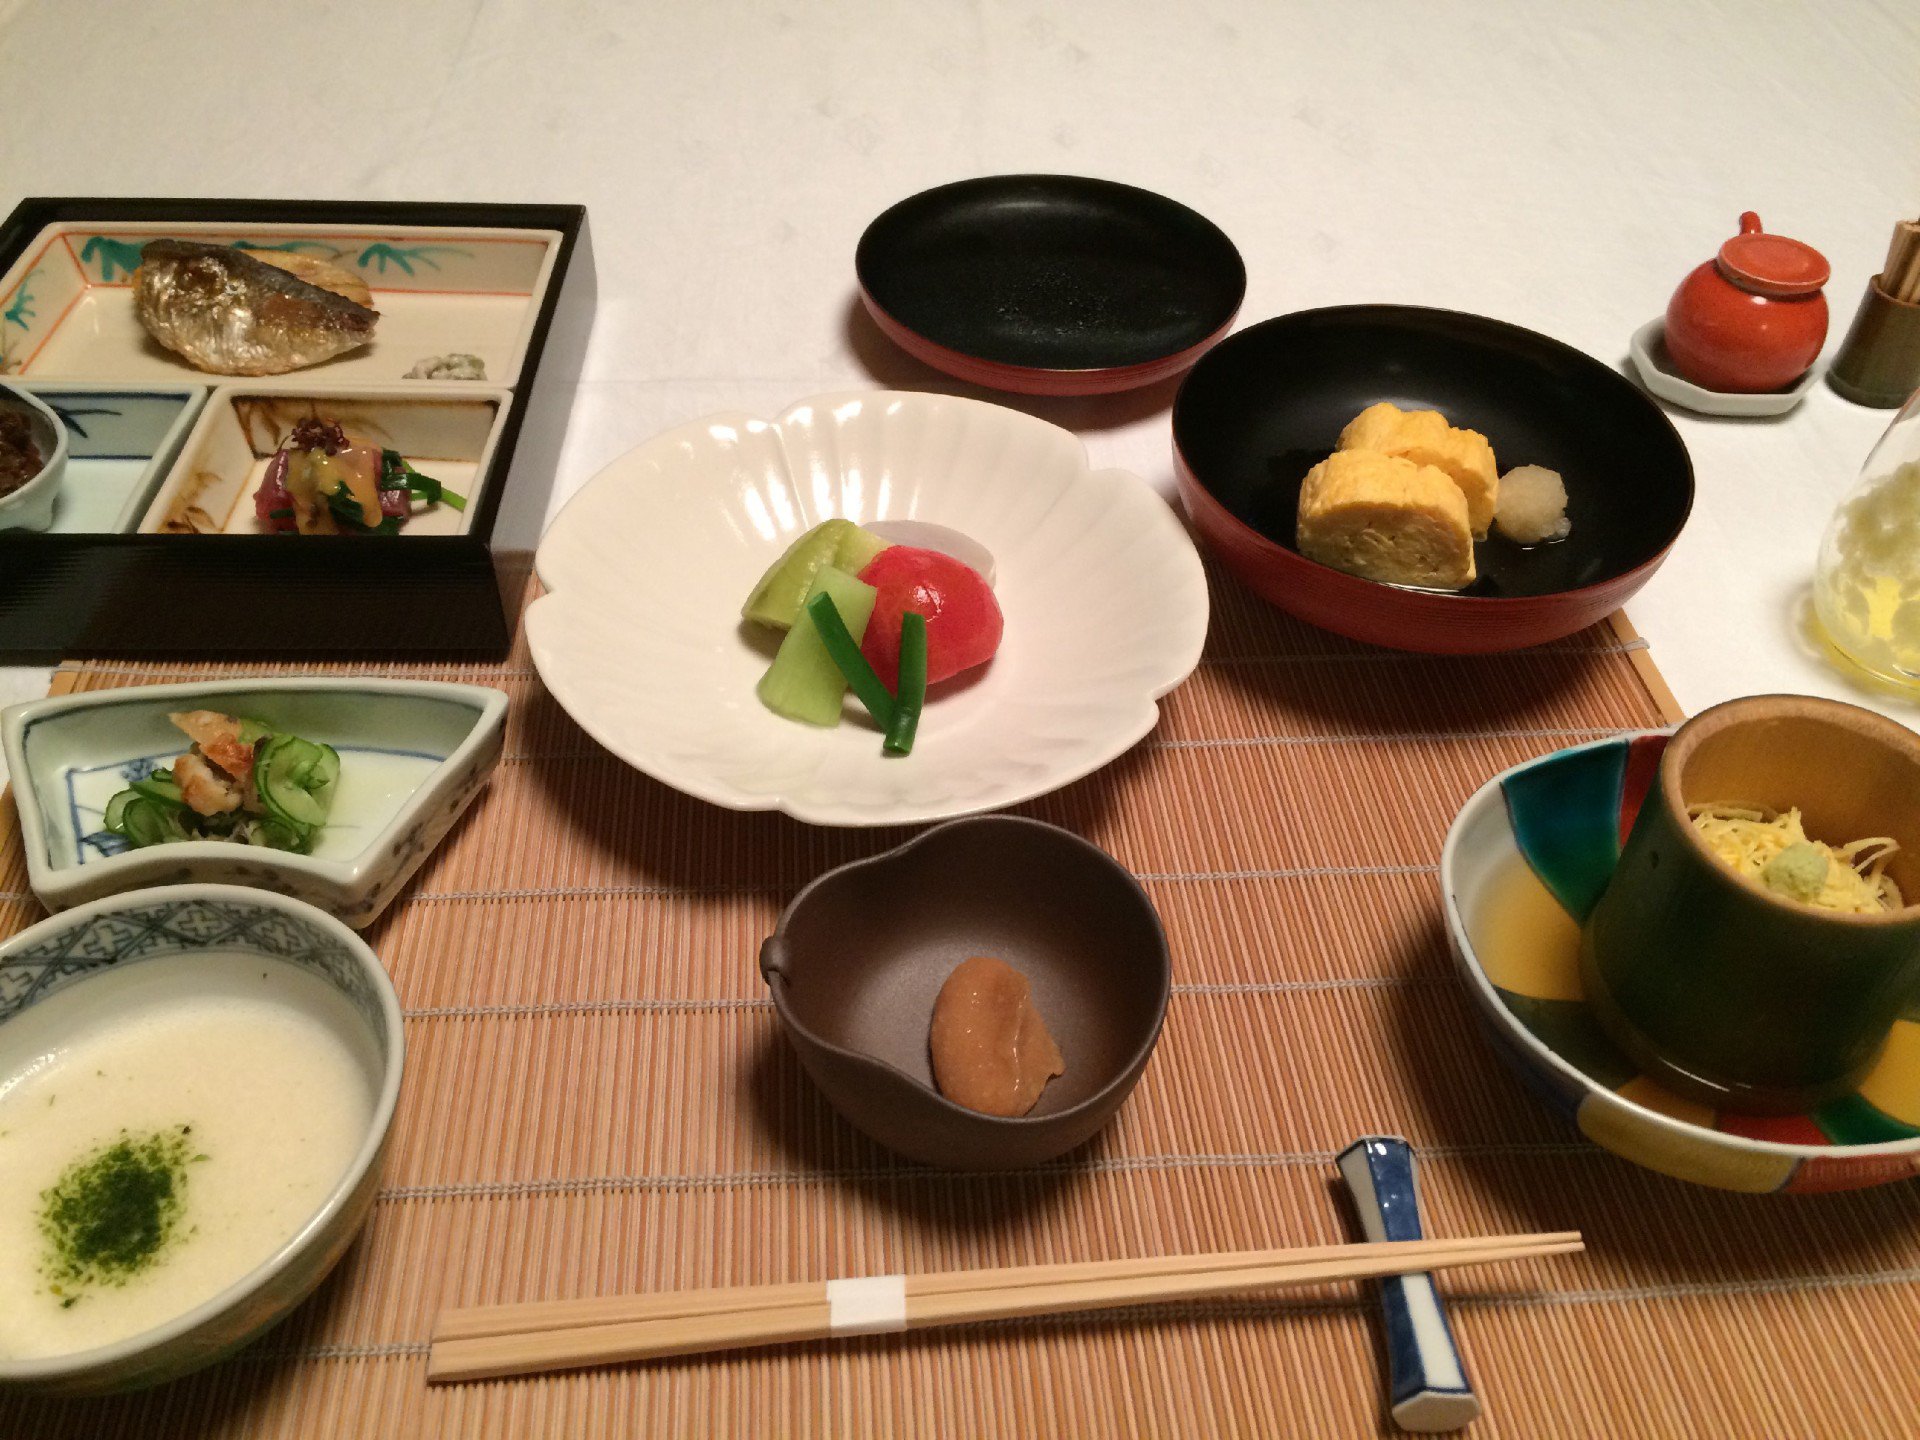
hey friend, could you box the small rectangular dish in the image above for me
[2,678,508,928]
[8,381,205,532]
[139,386,509,538]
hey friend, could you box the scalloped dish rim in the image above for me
[526,390,1210,827]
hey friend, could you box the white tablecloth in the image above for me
[3,0,1918,786]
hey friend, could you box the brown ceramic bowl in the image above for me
[759,817,1170,1169]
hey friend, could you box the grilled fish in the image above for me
[248,250,374,308]
[132,240,379,376]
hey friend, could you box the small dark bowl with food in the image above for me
[760,816,1170,1169]
[1171,305,1695,653]
[0,382,68,533]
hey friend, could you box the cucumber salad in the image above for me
[742,520,1004,757]
[104,711,341,853]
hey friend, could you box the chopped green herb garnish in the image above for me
[325,487,366,526]
[38,1126,199,1300]
[325,486,401,535]
[382,449,466,511]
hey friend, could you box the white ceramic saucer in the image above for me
[1629,318,1818,417]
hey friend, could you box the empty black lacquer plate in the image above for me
[856,175,1245,396]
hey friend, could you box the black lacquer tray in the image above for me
[0,198,595,661]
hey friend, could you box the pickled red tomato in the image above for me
[857,546,1003,687]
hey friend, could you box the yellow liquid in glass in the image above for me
[1816,574,1920,684]
[1814,460,1920,689]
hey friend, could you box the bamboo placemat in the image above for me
[5,558,1919,1438]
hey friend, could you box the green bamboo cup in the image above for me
[1828,275,1920,409]
[1582,695,1920,1113]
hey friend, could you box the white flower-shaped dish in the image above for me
[529,391,1209,826]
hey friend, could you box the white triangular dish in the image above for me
[3,679,507,928]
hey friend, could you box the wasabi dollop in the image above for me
[1761,841,1830,904]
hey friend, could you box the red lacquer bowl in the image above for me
[1171,306,1695,654]
[856,175,1245,397]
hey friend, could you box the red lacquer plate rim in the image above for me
[859,286,1238,397]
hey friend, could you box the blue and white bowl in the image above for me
[0,382,68,533]
[0,886,403,1395]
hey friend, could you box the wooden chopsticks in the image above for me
[427,1230,1582,1383]
[1886,218,1920,304]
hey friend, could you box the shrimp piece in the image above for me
[174,752,244,817]
[169,710,257,785]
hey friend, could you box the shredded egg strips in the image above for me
[1687,805,1903,914]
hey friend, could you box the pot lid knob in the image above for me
[1718,212,1830,297]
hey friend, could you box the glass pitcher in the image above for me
[1814,388,1920,689]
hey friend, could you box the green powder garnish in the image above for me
[38,1125,199,1303]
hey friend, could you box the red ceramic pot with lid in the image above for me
[1665,212,1829,393]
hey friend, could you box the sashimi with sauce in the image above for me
[254,419,465,536]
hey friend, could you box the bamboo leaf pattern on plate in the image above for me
[354,243,473,276]
[231,239,349,260]
[79,236,149,281]
[2,269,38,330]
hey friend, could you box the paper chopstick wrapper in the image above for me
[826,1275,910,1336]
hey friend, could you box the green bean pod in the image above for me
[806,592,897,729]
[883,612,928,756]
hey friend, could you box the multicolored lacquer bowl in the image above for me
[1584,696,1920,1113]
[1442,733,1920,1193]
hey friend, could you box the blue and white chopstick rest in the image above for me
[1335,1136,1482,1433]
